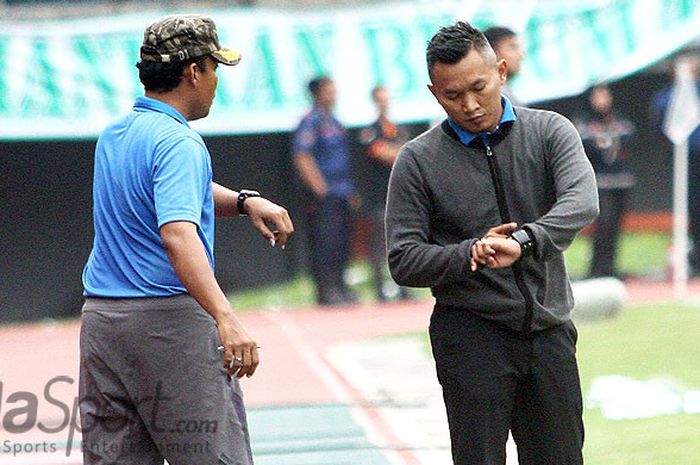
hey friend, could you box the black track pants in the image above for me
[430,305,584,465]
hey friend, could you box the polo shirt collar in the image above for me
[312,104,333,117]
[134,96,190,127]
[447,95,516,146]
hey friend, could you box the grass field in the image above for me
[229,232,672,310]
[565,231,671,279]
[576,303,700,465]
[405,302,700,464]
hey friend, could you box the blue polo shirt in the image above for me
[293,106,354,199]
[448,96,517,146]
[82,96,215,297]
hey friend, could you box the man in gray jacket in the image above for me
[386,21,598,465]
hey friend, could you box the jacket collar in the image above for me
[443,95,517,148]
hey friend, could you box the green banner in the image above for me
[1,0,699,140]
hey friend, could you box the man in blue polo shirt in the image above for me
[80,15,293,465]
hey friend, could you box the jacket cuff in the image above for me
[460,238,479,273]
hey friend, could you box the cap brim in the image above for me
[211,48,242,66]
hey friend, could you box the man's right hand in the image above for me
[484,222,518,239]
[470,222,519,271]
[216,313,260,378]
[161,221,261,378]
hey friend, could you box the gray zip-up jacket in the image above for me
[386,107,599,332]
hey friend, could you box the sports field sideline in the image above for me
[0,278,698,465]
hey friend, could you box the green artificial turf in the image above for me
[565,232,671,279]
[229,232,671,311]
[577,303,700,465]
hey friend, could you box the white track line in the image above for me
[262,311,413,465]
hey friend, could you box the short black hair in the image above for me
[136,56,209,93]
[483,26,517,51]
[426,21,492,77]
[308,76,332,98]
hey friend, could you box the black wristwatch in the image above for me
[510,229,534,257]
[237,189,261,216]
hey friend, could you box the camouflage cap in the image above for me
[140,15,241,66]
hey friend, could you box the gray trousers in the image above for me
[79,295,253,465]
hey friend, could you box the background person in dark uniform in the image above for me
[359,85,413,301]
[483,26,525,105]
[575,84,635,278]
[293,76,358,306]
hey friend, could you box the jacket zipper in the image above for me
[485,144,535,334]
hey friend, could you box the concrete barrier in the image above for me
[571,277,626,322]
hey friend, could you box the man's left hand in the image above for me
[243,197,294,249]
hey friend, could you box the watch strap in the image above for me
[237,189,261,216]
[510,229,534,257]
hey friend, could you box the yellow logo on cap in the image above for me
[216,49,241,64]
